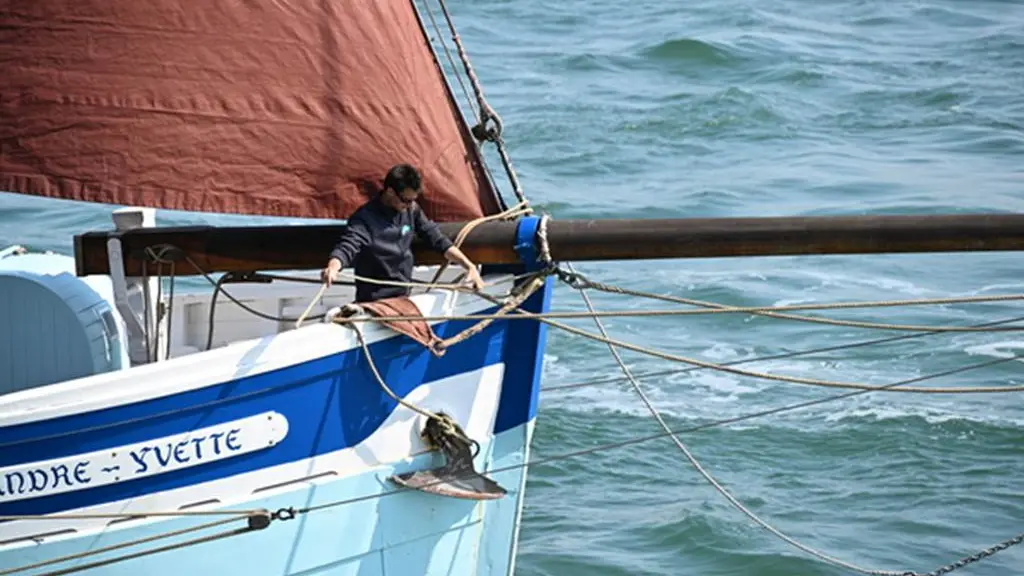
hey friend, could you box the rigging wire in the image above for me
[542,312,1024,393]
[566,261,909,576]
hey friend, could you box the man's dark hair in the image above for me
[383,164,422,195]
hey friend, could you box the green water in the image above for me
[2,0,1023,574]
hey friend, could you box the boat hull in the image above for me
[0,274,552,576]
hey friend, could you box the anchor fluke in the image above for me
[390,414,507,501]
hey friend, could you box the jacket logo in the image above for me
[400,224,411,236]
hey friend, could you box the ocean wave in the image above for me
[639,37,741,67]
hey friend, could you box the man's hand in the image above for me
[463,267,485,292]
[444,246,485,292]
[321,258,342,287]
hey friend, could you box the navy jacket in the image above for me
[329,197,455,302]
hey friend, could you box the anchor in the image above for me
[390,413,507,501]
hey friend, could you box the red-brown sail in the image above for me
[0,0,502,222]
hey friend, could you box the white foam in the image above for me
[964,340,1024,360]
[821,400,1024,428]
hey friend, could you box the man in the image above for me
[321,163,485,302]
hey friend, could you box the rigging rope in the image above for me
[139,247,523,350]
[418,0,479,121]
[555,267,1024,331]
[424,200,534,290]
[290,351,1024,576]
[0,509,264,522]
[350,324,436,422]
[0,511,285,576]
[429,273,547,352]
[5,352,1017,575]
[432,0,527,205]
[116,240,1022,575]
[317,265,1024,396]
[544,312,1024,393]
[415,0,509,211]
[325,296,1024,329]
[566,262,912,576]
[348,319,481,452]
[150,243,1024,340]
[466,289,1024,394]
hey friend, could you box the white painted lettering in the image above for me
[0,412,287,504]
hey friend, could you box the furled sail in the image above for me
[0,0,503,222]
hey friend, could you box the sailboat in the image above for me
[0,1,551,574]
[3,1,1024,576]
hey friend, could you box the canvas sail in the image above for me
[0,0,503,222]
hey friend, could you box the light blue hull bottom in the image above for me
[3,421,534,576]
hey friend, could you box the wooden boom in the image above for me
[74,214,1024,277]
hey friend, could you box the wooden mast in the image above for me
[74,214,1024,277]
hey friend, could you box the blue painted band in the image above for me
[513,216,542,270]
[0,299,548,517]
[0,422,535,576]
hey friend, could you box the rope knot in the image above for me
[429,340,449,356]
[554,267,590,290]
[471,106,504,142]
[424,412,480,459]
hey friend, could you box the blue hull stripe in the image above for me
[0,422,536,576]
[0,278,553,518]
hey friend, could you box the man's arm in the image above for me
[412,205,454,254]
[414,206,484,291]
[442,246,485,291]
[321,217,371,286]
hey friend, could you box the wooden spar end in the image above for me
[73,214,1024,277]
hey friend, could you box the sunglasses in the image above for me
[391,189,419,205]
